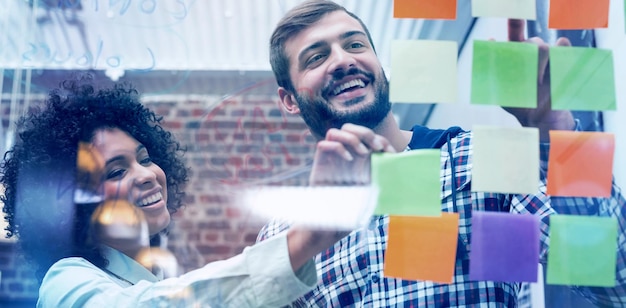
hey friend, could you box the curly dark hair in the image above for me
[0,75,189,280]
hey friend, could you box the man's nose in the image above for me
[327,46,357,77]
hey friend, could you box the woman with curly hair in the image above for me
[0,76,347,307]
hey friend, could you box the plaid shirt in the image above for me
[258,130,626,307]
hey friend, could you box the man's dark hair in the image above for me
[269,0,376,92]
[0,75,189,280]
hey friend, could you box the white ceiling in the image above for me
[0,0,428,72]
[0,0,475,135]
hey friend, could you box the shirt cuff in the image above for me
[572,118,582,132]
[244,231,317,306]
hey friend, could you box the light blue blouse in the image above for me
[37,231,317,307]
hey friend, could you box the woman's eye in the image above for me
[140,157,152,165]
[107,169,125,180]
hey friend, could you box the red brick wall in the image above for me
[148,94,316,267]
[0,93,315,303]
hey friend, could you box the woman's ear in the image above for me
[278,87,300,115]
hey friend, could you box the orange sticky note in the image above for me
[384,213,459,283]
[394,0,457,19]
[547,131,614,197]
[548,0,609,29]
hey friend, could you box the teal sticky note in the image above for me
[390,40,458,104]
[549,47,616,111]
[547,215,618,287]
[371,149,441,216]
[471,125,539,194]
[471,40,538,108]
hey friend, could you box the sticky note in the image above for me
[471,126,539,194]
[548,0,609,29]
[471,0,536,20]
[239,186,378,230]
[384,213,459,283]
[547,215,617,287]
[550,47,616,111]
[390,40,458,104]
[371,150,441,216]
[471,40,538,108]
[469,211,540,282]
[393,0,457,19]
[547,131,614,197]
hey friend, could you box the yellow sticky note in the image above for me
[390,40,458,104]
[471,126,539,194]
[384,214,459,283]
[471,0,536,20]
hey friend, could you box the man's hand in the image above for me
[503,19,576,142]
[310,123,396,185]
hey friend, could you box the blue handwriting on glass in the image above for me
[22,39,156,71]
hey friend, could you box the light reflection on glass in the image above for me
[135,247,181,278]
[90,199,150,257]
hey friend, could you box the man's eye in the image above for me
[307,54,325,66]
[348,42,365,49]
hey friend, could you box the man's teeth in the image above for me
[332,79,365,95]
[137,192,162,207]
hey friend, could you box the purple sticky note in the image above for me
[469,211,540,282]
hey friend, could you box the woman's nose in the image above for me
[133,165,157,188]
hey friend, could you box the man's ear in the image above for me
[278,87,300,115]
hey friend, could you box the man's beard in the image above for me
[294,71,391,138]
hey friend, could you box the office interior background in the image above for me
[0,0,624,306]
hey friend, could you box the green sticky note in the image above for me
[471,125,539,194]
[371,149,441,216]
[547,215,617,287]
[390,40,458,104]
[471,40,538,108]
[550,47,616,111]
[471,0,536,20]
